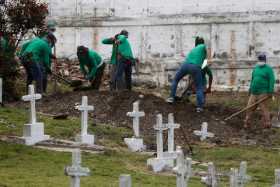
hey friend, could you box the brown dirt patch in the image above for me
[9,90,280,149]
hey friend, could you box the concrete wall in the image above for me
[47,0,280,91]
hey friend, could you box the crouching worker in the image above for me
[244,54,275,129]
[20,33,54,93]
[77,46,105,90]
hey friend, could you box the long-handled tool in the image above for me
[51,73,83,87]
[224,96,271,121]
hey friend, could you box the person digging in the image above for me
[166,36,211,113]
[244,54,275,129]
[77,46,106,90]
[180,65,213,103]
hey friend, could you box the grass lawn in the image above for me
[0,107,280,186]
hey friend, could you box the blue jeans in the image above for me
[23,61,43,94]
[170,63,205,108]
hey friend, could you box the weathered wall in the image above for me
[46,0,280,91]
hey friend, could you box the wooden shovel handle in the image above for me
[224,96,271,121]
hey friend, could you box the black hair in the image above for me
[77,46,88,56]
[120,30,129,37]
[195,37,205,47]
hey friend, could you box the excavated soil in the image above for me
[10,90,280,148]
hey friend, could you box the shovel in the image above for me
[51,73,83,87]
[224,96,271,121]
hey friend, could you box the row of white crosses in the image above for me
[22,85,95,146]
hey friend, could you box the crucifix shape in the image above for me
[230,161,251,187]
[202,162,218,187]
[127,101,145,138]
[154,114,168,159]
[22,85,42,124]
[166,113,180,153]
[173,146,192,187]
[65,149,90,187]
[193,122,214,141]
[274,169,280,187]
[76,96,94,136]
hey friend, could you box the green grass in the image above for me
[0,107,280,186]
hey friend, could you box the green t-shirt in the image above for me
[249,64,275,95]
[22,38,52,69]
[185,44,207,67]
[78,49,102,79]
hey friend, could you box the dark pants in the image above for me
[113,59,132,90]
[22,60,43,94]
[91,63,106,90]
[40,64,48,93]
[170,63,204,108]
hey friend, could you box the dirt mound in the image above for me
[12,90,279,148]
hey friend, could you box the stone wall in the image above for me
[46,0,280,91]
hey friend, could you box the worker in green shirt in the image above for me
[20,33,56,93]
[244,54,275,129]
[181,65,213,102]
[166,37,209,113]
[77,46,105,90]
[102,30,135,90]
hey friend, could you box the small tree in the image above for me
[0,0,48,100]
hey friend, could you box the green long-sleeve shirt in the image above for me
[185,44,207,67]
[117,35,134,60]
[22,38,52,69]
[102,38,117,65]
[78,49,102,79]
[249,64,275,95]
[102,35,134,64]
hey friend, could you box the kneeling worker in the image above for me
[244,54,275,129]
[77,46,105,90]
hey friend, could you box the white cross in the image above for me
[76,96,94,136]
[65,149,90,187]
[165,113,180,153]
[193,122,214,141]
[173,146,192,187]
[22,85,42,124]
[201,162,218,187]
[154,114,168,158]
[230,161,251,187]
[274,169,280,187]
[119,174,132,187]
[126,101,145,138]
[0,78,2,105]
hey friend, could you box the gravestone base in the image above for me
[23,123,50,146]
[124,137,145,152]
[147,157,175,173]
[76,134,94,145]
